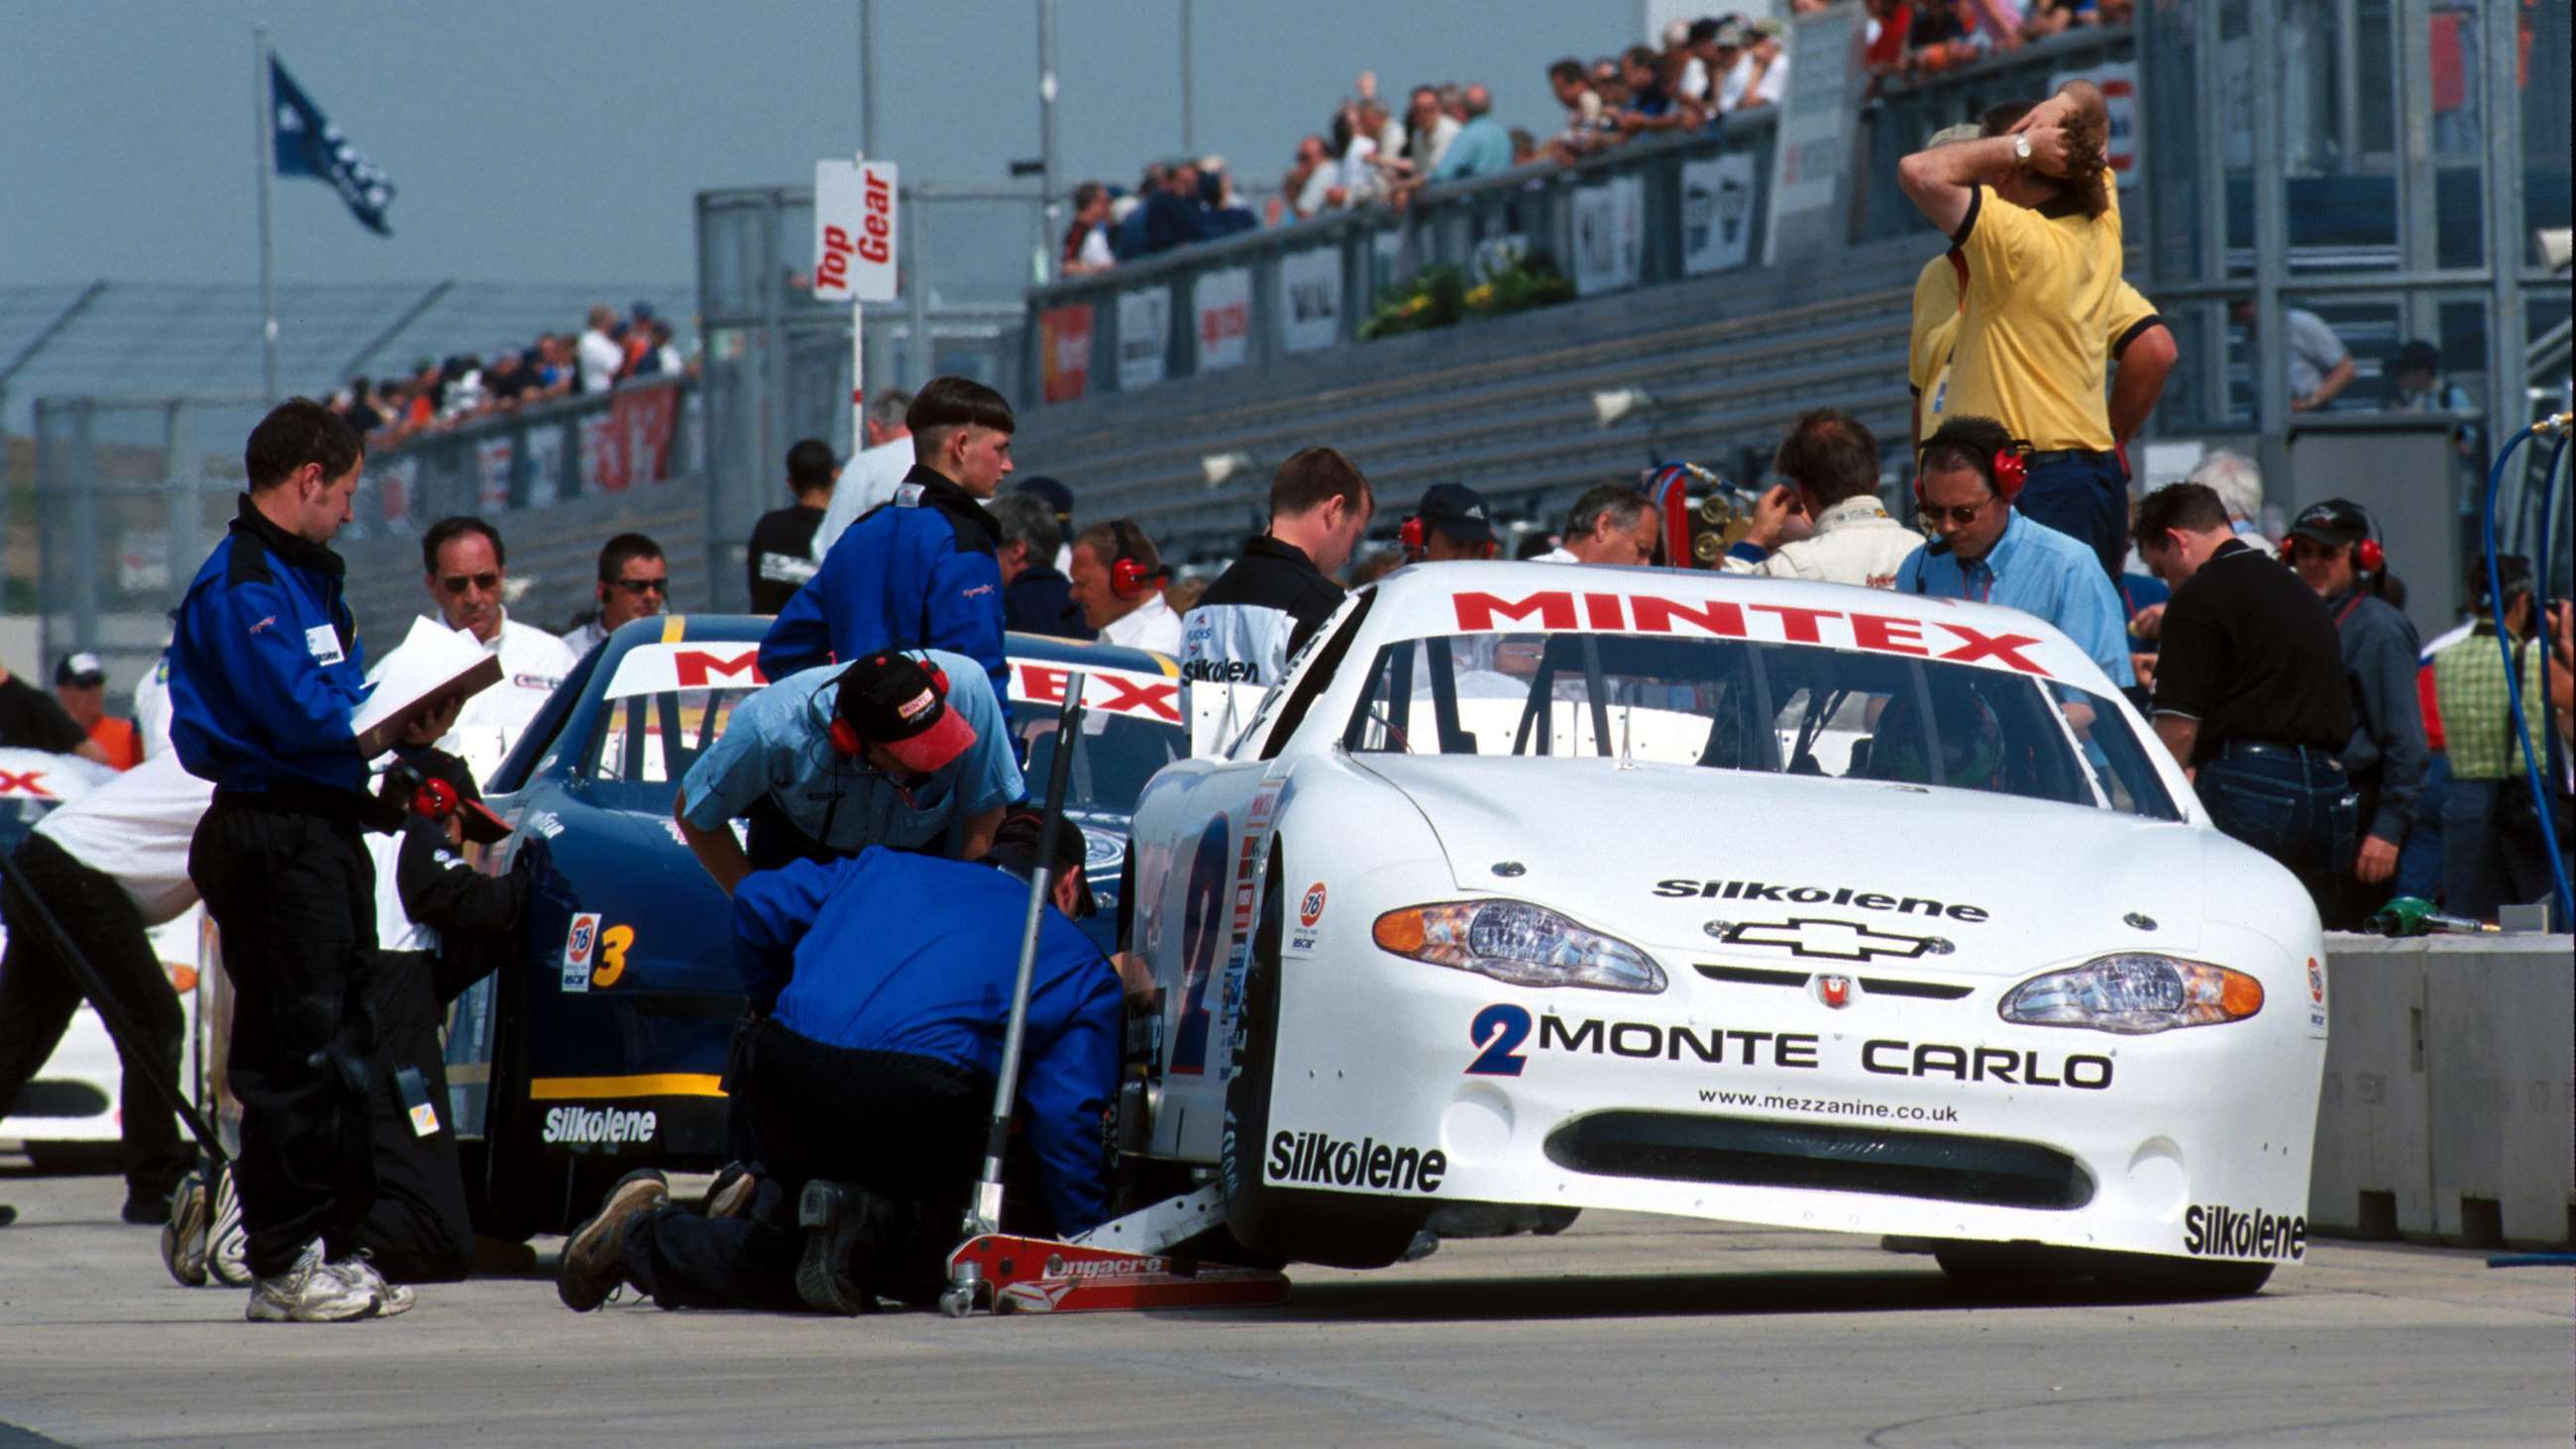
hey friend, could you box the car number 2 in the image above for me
[1464,1002,1531,1077]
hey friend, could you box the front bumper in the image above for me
[1260,936,2324,1264]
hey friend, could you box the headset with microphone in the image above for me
[2282,499,2384,575]
[1908,432,2033,584]
[1104,519,1169,600]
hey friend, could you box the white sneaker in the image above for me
[161,1171,209,1288]
[246,1241,381,1323]
[333,1252,416,1317]
[207,1169,253,1288]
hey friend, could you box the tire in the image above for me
[1931,1241,2083,1288]
[1220,842,1425,1270]
[2081,1251,2275,1298]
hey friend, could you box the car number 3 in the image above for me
[592,925,635,987]
[1464,1003,1531,1077]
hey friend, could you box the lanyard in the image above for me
[1964,559,1995,604]
[2331,591,2365,628]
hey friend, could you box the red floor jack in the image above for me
[938,674,1290,1317]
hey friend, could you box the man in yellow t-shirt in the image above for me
[1897,80,2134,583]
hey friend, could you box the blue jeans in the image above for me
[2197,748,2353,922]
[2394,752,2451,901]
[2017,452,2129,583]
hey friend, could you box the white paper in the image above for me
[352,616,502,749]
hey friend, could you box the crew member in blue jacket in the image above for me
[169,398,462,1324]
[555,809,1121,1315]
[758,375,1016,706]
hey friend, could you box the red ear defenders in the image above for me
[412,776,461,820]
[1107,520,1167,600]
[1913,441,2031,503]
[829,657,950,758]
[2280,512,2385,573]
[1399,516,1426,560]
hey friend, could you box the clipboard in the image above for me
[352,617,504,759]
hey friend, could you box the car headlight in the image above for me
[1372,900,1666,993]
[1998,954,2263,1034]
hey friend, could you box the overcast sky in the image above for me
[5,0,1645,288]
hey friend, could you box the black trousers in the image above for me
[623,1020,987,1311]
[190,793,379,1279]
[345,949,474,1284]
[0,834,193,1203]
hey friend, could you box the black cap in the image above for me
[983,806,1094,916]
[834,652,976,775]
[1015,474,1074,521]
[1417,482,1495,545]
[2394,339,2441,374]
[54,651,106,686]
[2287,498,2370,550]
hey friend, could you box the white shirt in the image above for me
[1678,54,1710,102]
[1412,113,1461,173]
[1749,52,1787,107]
[370,611,579,785]
[1717,54,1754,110]
[577,328,622,394]
[33,752,213,926]
[1341,136,1383,205]
[812,435,919,561]
[1534,546,1578,564]
[1294,159,1342,218]
[133,650,174,758]
[1721,496,1925,590]
[564,617,610,658]
[1076,227,1115,270]
[1101,593,1184,655]
[656,344,685,376]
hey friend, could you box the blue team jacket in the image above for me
[757,466,1010,706]
[732,846,1122,1234]
[170,495,371,793]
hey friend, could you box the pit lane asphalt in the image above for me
[0,1161,2565,1446]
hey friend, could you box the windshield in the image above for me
[583,683,760,804]
[1017,708,1185,814]
[1342,632,2180,820]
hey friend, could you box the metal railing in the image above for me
[343,376,703,544]
[1015,27,2136,405]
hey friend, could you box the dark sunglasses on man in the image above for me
[438,571,500,595]
[607,577,668,595]
[1918,500,1996,527]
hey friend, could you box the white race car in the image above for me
[1122,561,2325,1294]
[0,749,207,1169]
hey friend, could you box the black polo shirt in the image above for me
[2150,539,2351,766]
[746,503,826,615]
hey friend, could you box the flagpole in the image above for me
[254,24,278,403]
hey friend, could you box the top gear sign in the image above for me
[814,158,899,303]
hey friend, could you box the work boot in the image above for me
[558,1169,668,1312]
[334,1252,417,1318]
[246,1241,382,1323]
[160,1171,209,1287]
[794,1180,900,1315]
[207,1168,252,1287]
[702,1161,756,1219]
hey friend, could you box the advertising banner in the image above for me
[1680,153,1761,274]
[1117,288,1169,391]
[1278,248,1342,354]
[1040,303,1094,403]
[812,158,899,303]
[1195,267,1252,372]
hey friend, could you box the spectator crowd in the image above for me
[325,300,695,448]
[1058,4,2137,275]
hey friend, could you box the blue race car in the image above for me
[448,617,1183,1237]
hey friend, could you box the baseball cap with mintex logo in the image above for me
[834,651,977,775]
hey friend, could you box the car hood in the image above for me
[1351,755,2208,973]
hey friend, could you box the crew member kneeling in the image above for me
[555,809,1120,1314]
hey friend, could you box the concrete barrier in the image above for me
[2312,933,2573,1248]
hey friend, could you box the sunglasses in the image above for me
[1918,501,1994,526]
[438,571,500,595]
[608,577,668,594]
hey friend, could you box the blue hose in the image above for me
[2480,417,2575,924]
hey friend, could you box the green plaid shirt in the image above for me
[2432,626,2554,778]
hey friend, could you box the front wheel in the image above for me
[2080,1252,2274,1298]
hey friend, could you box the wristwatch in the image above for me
[2011,134,2033,167]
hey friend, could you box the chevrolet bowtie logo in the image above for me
[1708,917,1950,962]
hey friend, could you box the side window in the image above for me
[1254,589,1376,761]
